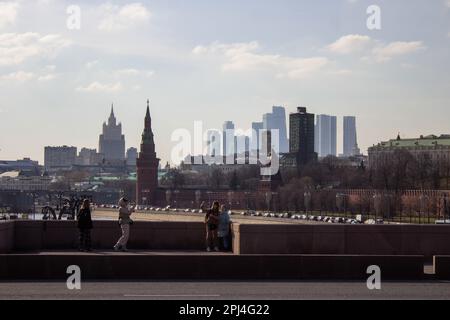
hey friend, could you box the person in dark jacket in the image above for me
[77,199,93,252]
[204,201,220,252]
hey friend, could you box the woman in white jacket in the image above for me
[114,197,135,252]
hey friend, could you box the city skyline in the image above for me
[0,0,449,165]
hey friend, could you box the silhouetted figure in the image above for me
[77,199,93,252]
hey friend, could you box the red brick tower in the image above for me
[136,100,160,205]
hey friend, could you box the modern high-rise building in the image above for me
[136,100,160,205]
[343,116,360,157]
[251,122,263,152]
[315,114,337,158]
[99,105,125,163]
[234,135,250,155]
[223,121,235,157]
[263,106,289,153]
[206,130,221,157]
[44,146,77,172]
[289,107,317,166]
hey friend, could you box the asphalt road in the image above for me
[1,281,450,300]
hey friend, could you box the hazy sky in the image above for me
[0,0,449,165]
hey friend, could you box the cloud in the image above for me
[76,81,123,93]
[37,74,56,81]
[373,41,425,62]
[327,34,425,63]
[0,2,19,29]
[116,68,154,77]
[327,34,372,54]
[446,0,450,8]
[0,32,71,66]
[193,41,329,79]
[0,71,34,82]
[98,3,151,32]
[85,60,99,69]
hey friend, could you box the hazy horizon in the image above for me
[1,0,449,165]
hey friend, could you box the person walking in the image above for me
[204,201,220,252]
[77,199,93,252]
[114,197,135,252]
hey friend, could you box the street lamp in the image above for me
[304,190,311,219]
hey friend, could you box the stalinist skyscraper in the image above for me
[99,105,126,162]
[136,100,160,205]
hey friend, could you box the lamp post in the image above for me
[304,190,311,219]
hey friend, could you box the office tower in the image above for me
[223,121,235,157]
[343,116,360,157]
[289,107,317,166]
[234,135,250,155]
[263,106,289,153]
[136,100,160,205]
[126,147,138,166]
[99,105,126,162]
[251,122,263,152]
[44,146,77,171]
[206,130,221,157]
[315,114,337,157]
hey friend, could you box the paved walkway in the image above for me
[1,281,449,300]
[93,210,316,225]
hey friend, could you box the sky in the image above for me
[0,0,449,165]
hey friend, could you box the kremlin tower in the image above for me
[136,100,160,205]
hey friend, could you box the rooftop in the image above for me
[372,134,450,149]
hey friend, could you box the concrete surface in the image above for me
[0,281,449,300]
[0,251,424,281]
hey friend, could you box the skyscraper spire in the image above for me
[108,103,116,125]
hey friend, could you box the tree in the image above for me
[209,167,223,189]
[164,168,185,189]
[229,170,239,191]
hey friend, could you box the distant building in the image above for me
[206,130,221,158]
[76,148,104,166]
[263,106,289,153]
[369,134,450,167]
[234,135,250,156]
[126,147,138,166]
[343,116,361,157]
[0,171,52,191]
[44,146,77,172]
[0,158,40,175]
[287,107,317,167]
[315,114,337,157]
[251,122,263,152]
[99,105,125,163]
[223,121,235,157]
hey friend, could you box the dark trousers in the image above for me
[79,229,91,250]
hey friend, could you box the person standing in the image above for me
[218,205,231,251]
[114,197,135,252]
[77,199,93,252]
[205,201,220,252]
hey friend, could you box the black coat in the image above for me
[77,208,93,230]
